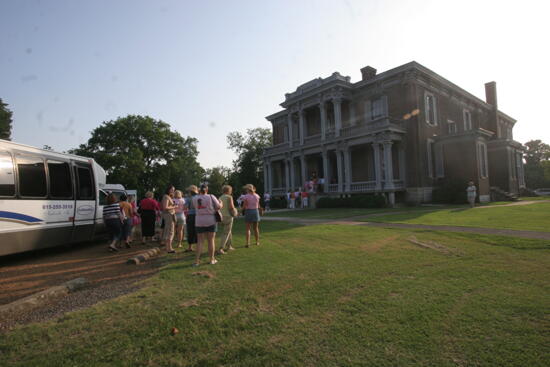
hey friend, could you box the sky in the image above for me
[1,0,549,169]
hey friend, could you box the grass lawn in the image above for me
[1,221,548,366]
[363,202,550,232]
[264,206,458,220]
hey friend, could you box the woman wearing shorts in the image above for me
[192,184,222,266]
[242,184,261,247]
[184,185,198,252]
[173,190,187,248]
[103,193,124,252]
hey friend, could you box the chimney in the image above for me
[360,66,377,81]
[485,81,497,108]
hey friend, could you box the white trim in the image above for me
[477,141,488,178]
[463,109,472,131]
[424,91,438,126]
[427,138,435,178]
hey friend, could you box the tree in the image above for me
[70,115,204,196]
[523,140,550,188]
[0,98,13,140]
[524,140,550,165]
[227,127,272,194]
[204,166,230,197]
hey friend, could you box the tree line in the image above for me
[68,115,271,198]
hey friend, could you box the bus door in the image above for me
[72,163,96,242]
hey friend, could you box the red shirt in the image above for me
[139,198,160,211]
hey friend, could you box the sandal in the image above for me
[184,248,193,253]
[109,245,118,252]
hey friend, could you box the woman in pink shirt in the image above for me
[192,184,222,266]
[242,184,261,247]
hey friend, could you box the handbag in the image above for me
[210,195,223,222]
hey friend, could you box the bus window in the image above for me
[99,189,107,205]
[76,166,94,200]
[48,160,73,198]
[0,151,15,197]
[17,155,47,197]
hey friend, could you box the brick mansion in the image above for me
[262,61,525,204]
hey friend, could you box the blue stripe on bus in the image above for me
[0,211,44,224]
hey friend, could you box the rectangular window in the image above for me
[478,142,488,178]
[17,155,47,197]
[447,120,457,134]
[76,165,94,200]
[435,144,445,178]
[463,110,472,131]
[371,97,384,120]
[48,160,73,198]
[507,127,513,140]
[427,139,435,178]
[425,93,437,126]
[0,151,15,197]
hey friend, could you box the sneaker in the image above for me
[226,247,235,251]
[192,263,200,267]
[218,249,226,255]
[209,259,218,265]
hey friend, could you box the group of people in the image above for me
[285,188,310,209]
[102,183,263,266]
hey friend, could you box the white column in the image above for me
[373,143,382,191]
[263,161,268,194]
[344,148,351,192]
[322,150,329,193]
[289,157,295,189]
[300,154,306,187]
[399,144,406,184]
[349,102,356,126]
[333,98,342,137]
[320,102,327,140]
[284,160,290,191]
[383,141,394,189]
[299,110,305,145]
[337,151,344,192]
[267,161,272,193]
[287,113,293,148]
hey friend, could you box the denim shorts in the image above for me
[196,224,217,233]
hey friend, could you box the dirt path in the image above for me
[0,240,190,331]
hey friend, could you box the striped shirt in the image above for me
[103,203,122,220]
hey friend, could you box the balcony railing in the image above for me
[350,181,377,192]
[265,118,406,157]
[328,184,339,193]
[272,187,286,196]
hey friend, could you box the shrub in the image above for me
[268,197,287,209]
[317,194,386,208]
[432,179,467,204]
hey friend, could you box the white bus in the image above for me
[0,139,111,256]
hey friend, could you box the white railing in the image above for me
[350,181,377,192]
[328,184,339,193]
[271,187,286,196]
